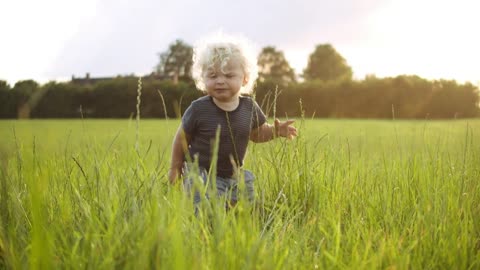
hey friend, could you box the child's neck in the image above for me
[212,96,240,112]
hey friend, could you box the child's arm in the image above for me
[168,126,191,184]
[250,118,297,143]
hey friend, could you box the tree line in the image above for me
[0,40,478,119]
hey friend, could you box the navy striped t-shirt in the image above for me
[182,95,267,177]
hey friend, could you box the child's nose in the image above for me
[216,76,226,84]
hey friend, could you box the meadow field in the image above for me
[0,119,479,269]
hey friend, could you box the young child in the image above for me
[168,33,297,207]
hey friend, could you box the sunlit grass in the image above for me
[0,119,479,269]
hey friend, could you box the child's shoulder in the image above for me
[190,95,212,107]
[240,95,261,107]
[189,95,257,109]
[239,95,255,103]
[194,95,211,103]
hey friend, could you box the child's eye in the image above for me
[208,74,217,78]
[226,74,234,78]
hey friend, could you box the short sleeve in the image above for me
[251,99,267,129]
[182,103,197,134]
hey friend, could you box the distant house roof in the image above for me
[71,72,171,85]
[71,73,114,85]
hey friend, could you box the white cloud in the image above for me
[0,0,98,84]
[345,0,480,82]
[1,0,478,85]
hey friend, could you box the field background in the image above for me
[0,119,479,269]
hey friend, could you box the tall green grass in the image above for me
[0,119,479,269]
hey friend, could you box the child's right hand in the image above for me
[168,168,180,184]
[274,118,298,140]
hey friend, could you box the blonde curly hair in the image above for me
[191,32,258,94]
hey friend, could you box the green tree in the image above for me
[31,82,85,118]
[257,46,296,86]
[0,80,9,91]
[12,80,38,97]
[303,44,352,82]
[12,80,40,118]
[156,39,193,84]
[0,80,14,118]
[423,80,480,118]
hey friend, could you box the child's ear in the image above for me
[243,76,249,86]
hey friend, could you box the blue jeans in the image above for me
[183,164,255,207]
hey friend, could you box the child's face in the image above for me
[203,58,247,102]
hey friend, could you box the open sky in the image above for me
[1,0,479,86]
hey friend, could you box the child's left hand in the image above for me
[274,118,298,140]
